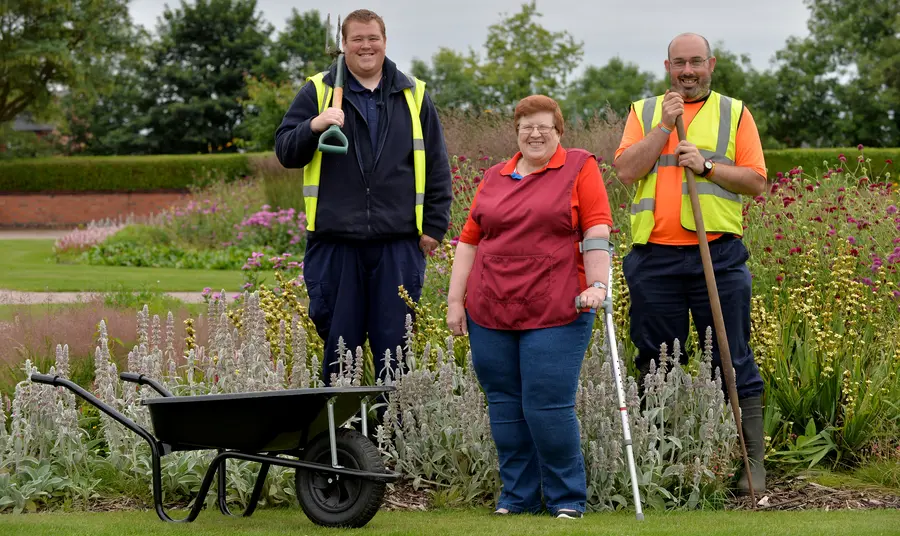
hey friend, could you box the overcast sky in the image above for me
[128,0,812,78]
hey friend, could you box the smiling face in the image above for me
[516,111,560,167]
[665,34,716,101]
[342,20,386,78]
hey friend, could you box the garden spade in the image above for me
[317,14,349,155]
[576,253,644,521]
[674,113,758,506]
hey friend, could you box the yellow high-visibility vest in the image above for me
[629,91,744,245]
[303,71,427,234]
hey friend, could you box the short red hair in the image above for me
[342,9,386,40]
[514,95,565,136]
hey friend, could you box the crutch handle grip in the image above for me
[575,296,596,314]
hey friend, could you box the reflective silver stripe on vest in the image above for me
[413,138,425,151]
[717,95,733,156]
[641,97,659,134]
[304,186,319,197]
[682,181,741,203]
[415,193,425,205]
[651,154,678,173]
[631,198,656,215]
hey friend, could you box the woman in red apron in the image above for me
[446,95,613,519]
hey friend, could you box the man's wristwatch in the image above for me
[698,159,714,177]
[591,281,607,291]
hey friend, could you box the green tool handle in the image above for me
[317,54,348,155]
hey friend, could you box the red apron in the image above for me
[465,148,591,330]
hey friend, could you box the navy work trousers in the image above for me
[622,235,764,399]
[302,236,425,385]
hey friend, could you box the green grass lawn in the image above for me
[0,240,265,292]
[1,508,897,536]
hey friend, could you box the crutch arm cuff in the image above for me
[579,237,613,253]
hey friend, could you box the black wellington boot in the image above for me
[736,396,766,495]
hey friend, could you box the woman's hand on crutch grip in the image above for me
[576,286,606,311]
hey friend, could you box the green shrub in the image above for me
[763,147,898,178]
[79,242,258,270]
[0,153,252,192]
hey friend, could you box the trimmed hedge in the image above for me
[1,149,897,193]
[0,153,254,193]
[763,148,898,179]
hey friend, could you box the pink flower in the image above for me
[887,205,898,215]
[857,144,864,151]
[848,236,857,245]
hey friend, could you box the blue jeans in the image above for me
[467,311,594,515]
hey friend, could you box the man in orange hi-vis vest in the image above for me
[614,32,768,495]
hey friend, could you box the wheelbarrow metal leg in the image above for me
[217,453,228,514]
[326,397,342,468]
[361,398,368,438]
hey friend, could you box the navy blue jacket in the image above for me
[275,57,452,243]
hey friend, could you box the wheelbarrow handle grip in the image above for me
[120,372,174,398]
[120,372,143,383]
[30,373,60,386]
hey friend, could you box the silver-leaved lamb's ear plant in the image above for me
[7,287,739,514]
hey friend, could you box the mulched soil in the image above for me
[383,482,432,511]
[727,475,900,511]
[382,477,900,513]
[29,477,900,514]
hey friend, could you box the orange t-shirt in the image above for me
[459,144,613,245]
[614,98,767,245]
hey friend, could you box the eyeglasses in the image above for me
[669,57,710,70]
[518,124,556,135]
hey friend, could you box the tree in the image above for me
[477,1,583,109]
[142,0,279,154]
[0,0,135,125]
[235,75,299,152]
[566,57,656,121]
[274,9,334,82]
[759,0,899,147]
[411,48,484,110]
[61,46,154,155]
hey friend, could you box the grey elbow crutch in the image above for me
[576,238,644,521]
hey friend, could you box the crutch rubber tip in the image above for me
[636,513,645,521]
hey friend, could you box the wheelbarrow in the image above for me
[30,372,400,528]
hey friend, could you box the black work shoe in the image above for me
[556,509,583,519]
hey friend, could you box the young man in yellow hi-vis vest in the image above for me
[614,33,768,494]
[275,10,452,394]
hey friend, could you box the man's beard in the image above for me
[672,74,711,101]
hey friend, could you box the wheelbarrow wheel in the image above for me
[296,428,386,528]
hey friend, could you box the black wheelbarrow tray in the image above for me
[30,372,400,528]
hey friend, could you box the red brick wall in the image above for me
[0,192,191,227]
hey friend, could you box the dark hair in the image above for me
[342,9,386,40]
[514,95,565,136]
